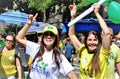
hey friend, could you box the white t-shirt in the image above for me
[26,41,74,79]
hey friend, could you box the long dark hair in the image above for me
[84,31,102,76]
[32,35,62,69]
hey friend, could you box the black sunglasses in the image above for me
[5,39,14,42]
[44,32,55,37]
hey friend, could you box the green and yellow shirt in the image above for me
[77,44,110,79]
[0,49,17,77]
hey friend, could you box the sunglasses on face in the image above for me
[44,32,55,37]
[5,39,14,42]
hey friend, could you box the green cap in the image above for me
[43,25,58,35]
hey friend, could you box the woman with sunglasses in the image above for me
[69,3,111,79]
[0,33,22,79]
[16,14,78,79]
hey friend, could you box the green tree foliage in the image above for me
[28,0,56,21]
[28,0,74,11]
[77,0,91,10]
[75,0,91,16]
[28,0,85,22]
[28,0,55,11]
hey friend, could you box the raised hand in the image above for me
[93,3,100,14]
[69,3,76,18]
[27,13,38,25]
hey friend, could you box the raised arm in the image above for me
[16,13,38,47]
[93,3,110,50]
[68,3,82,50]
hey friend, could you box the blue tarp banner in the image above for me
[62,19,120,34]
[0,12,39,26]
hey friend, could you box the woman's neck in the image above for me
[44,46,53,52]
[5,46,13,50]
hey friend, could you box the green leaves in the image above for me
[28,0,54,11]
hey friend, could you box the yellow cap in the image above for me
[43,25,58,35]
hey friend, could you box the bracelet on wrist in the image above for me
[26,23,31,26]
[71,16,76,19]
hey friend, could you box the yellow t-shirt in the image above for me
[106,43,120,79]
[0,49,17,77]
[77,44,110,79]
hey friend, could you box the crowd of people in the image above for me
[0,3,120,79]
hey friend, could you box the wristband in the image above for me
[26,23,31,26]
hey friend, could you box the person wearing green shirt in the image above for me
[0,34,5,47]
[101,28,120,79]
